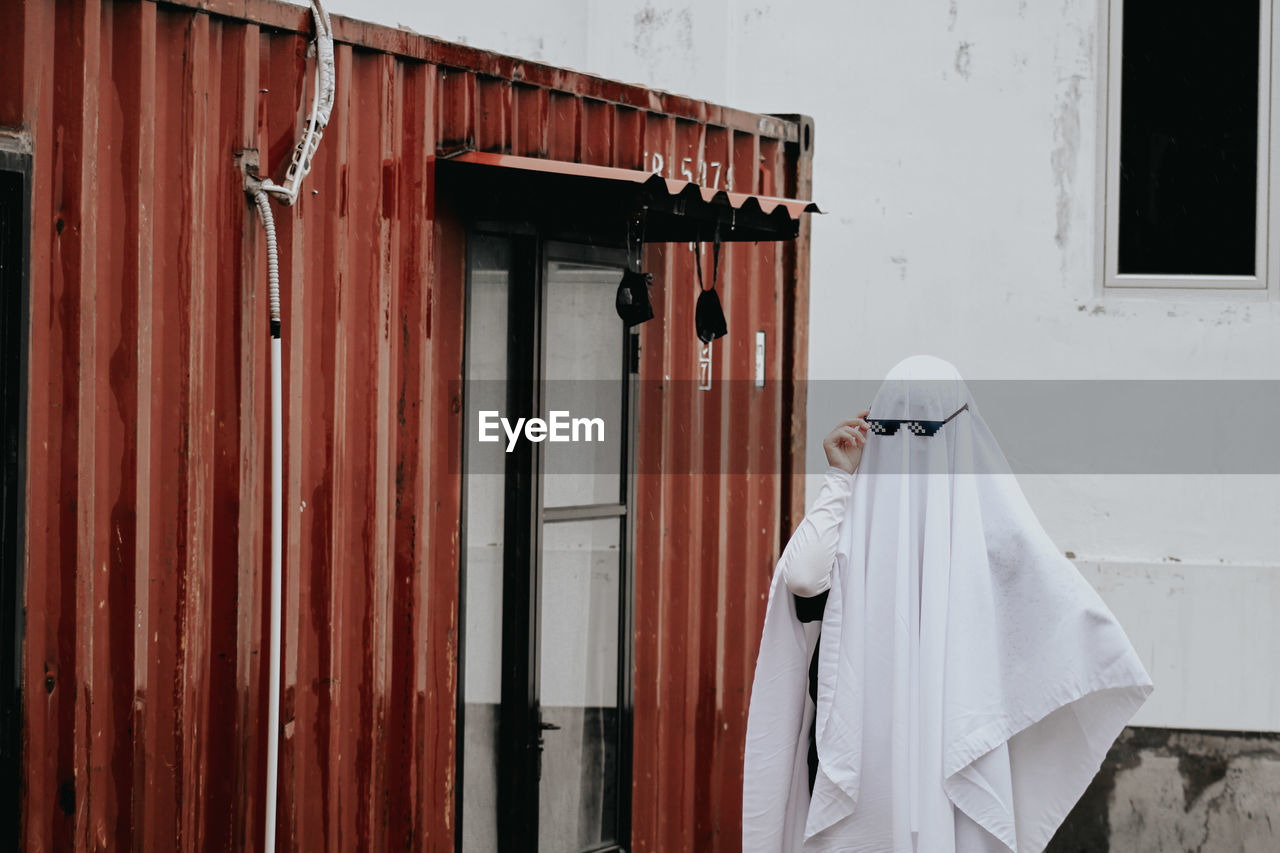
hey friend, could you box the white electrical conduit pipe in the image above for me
[250,185,286,853]
[245,2,334,852]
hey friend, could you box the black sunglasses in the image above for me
[865,402,969,437]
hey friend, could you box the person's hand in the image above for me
[822,409,871,475]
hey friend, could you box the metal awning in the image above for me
[437,150,822,242]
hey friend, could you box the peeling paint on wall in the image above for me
[631,4,695,85]
[890,255,908,280]
[955,41,973,79]
[1051,74,1083,253]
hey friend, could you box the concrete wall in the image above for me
[304,0,1280,847]
[1048,726,1280,852]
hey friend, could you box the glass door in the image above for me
[460,236,634,853]
[536,246,631,851]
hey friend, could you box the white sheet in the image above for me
[743,355,1153,853]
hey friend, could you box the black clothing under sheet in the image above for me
[793,589,829,798]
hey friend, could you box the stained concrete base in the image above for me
[1046,726,1280,853]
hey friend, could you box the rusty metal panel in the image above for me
[16,3,456,850]
[626,106,814,852]
[633,112,791,851]
[614,105,646,172]
[512,83,548,158]
[11,0,814,850]
[476,76,511,154]
[548,91,582,163]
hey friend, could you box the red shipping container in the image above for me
[0,0,818,849]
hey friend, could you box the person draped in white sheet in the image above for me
[742,354,1154,853]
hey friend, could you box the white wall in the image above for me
[308,0,1280,731]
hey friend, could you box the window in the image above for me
[1103,0,1272,289]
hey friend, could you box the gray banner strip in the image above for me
[452,380,1280,475]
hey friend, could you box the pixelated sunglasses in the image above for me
[865,402,969,437]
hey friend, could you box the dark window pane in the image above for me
[1118,0,1259,275]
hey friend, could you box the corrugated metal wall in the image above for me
[2,0,814,849]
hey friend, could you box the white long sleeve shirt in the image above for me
[779,465,857,598]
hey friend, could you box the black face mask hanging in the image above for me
[694,231,727,344]
[617,269,654,327]
[617,214,655,328]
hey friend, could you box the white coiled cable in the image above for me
[261,0,335,206]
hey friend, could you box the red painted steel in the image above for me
[8,0,815,849]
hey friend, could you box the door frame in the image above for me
[0,142,31,847]
[457,226,638,853]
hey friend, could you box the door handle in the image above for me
[535,717,561,781]
[535,718,560,752]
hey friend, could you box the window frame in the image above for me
[1099,0,1276,294]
